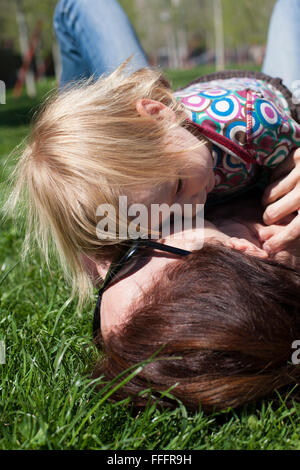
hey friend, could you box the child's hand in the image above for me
[258,220,300,259]
[261,148,300,254]
[226,237,269,258]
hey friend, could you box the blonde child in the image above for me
[7,0,300,305]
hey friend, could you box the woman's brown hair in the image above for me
[93,244,300,412]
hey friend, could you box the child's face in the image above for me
[126,124,215,223]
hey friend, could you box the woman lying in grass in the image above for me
[6,0,300,412]
[93,189,300,412]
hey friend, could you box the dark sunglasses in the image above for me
[92,239,191,337]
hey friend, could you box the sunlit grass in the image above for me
[0,69,300,450]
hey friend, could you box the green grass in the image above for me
[1,69,300,450]
[166,62,261,90]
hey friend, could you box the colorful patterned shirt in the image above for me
[174,72,300,201]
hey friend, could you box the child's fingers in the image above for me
[226,237,249,250]
[257,225,280,242]
[263,213,300,254]
[263,187,300,225]
[257,215,297,241]
[227,237,268,258]
[262,172,296,206]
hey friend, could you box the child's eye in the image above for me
[176,179,182,194]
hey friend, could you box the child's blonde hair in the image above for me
[7,61,206,304]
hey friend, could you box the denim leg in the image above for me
[262,0,300,93]
[53,0,149,86]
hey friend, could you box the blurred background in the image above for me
[0,0,276,97]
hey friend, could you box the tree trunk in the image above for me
[15,0,37,97]
[213,0,225,71]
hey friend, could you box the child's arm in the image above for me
[260,147,300,254]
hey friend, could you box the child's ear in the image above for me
[136,99,176,121]
[226,237,269,259]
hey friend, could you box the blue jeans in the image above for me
[53,0,149,86]
[263,0,300,93]
[54,0,300,97]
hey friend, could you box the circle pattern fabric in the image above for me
[254,99,281,129]
[206,95,242,123]
[199,89,230,99]
[181,95,211,112]
[174,76,300,198]
[224,120,247,146]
